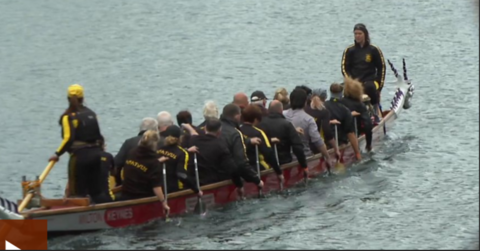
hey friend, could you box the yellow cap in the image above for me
[67,84,84,98]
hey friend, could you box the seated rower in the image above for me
[283,88,333,169]
[182,118,236,186]
[176,110,203,148]
[197,100,219,130]
[114,117,158,186]
[340,76,373,152]
[120,130,170,213]
[305,88,340,159]
[157,125,202,197]
[219,104,264,197]
[273,87,290,110]
[324,83,362,160]
[239,105,282,182]
[257,100,307,169]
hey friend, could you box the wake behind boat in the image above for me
[0,59,415,234]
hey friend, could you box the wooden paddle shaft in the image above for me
[18,161,56,212]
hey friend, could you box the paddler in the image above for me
[341,23,386,122]
[340,76,373,152]
[114,117,158,185]
[176,110,202,148]
[157,125,203,197]
[182,118,237,185]
[283,88,333,170]
[48,84,113,204]
[197,100,219,130]
[232,92,249,111]
[257,100,308,168]
[250,90,269,116]
[220,104,264,198]
[239,105,283,182]
[119,130,170,213]
[324,83,362,160]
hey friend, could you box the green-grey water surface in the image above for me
[0,0,478,249]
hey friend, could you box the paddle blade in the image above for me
[193,197,207,216]
[334,162,346,175]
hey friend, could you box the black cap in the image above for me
[163,125,181,138]
[251,90,268,102]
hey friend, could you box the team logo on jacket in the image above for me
[365,54,372,62]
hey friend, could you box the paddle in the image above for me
[333,125,346,174]
[18,160,56,212]
[193,153,207,215]
[272,141,284,191]
[254,145,264,198]
[162,163,170,222]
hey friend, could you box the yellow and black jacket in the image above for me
[55,107,104,156]
[239,123,281,175]
[341,42,386,91]
[157,145,199,193]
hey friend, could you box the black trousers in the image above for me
[231,165,261,188]
[68,147,114,203]
[363,81,379,106]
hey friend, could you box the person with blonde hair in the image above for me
[273,87,290,110]
[120,130,170,214]
[340,76,373,152]
[157,125,202,197]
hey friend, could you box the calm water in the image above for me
[0,0,478,249]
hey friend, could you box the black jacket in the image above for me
[339,97,373,147]
[121,146,163,199]
[257,112,307,168]
[114,130,145,170]
[219,115,250,170]
[189,133,236,185]
[341,42,386,91]
[324,98,355,145]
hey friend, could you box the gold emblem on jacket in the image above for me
[365,54,372,62]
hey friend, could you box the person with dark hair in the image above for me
[157,125,202,197]
[176,110,202,148]
[257,100,308,168]
[304,89,340,159]
[239,105,282,182]
[182,118,237,185]
[48,84,113,204]
[250,90,268,116]
[219,103,264,198]
[341,23,386,122]
[324,83,362,160]
[283,88,333,172]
